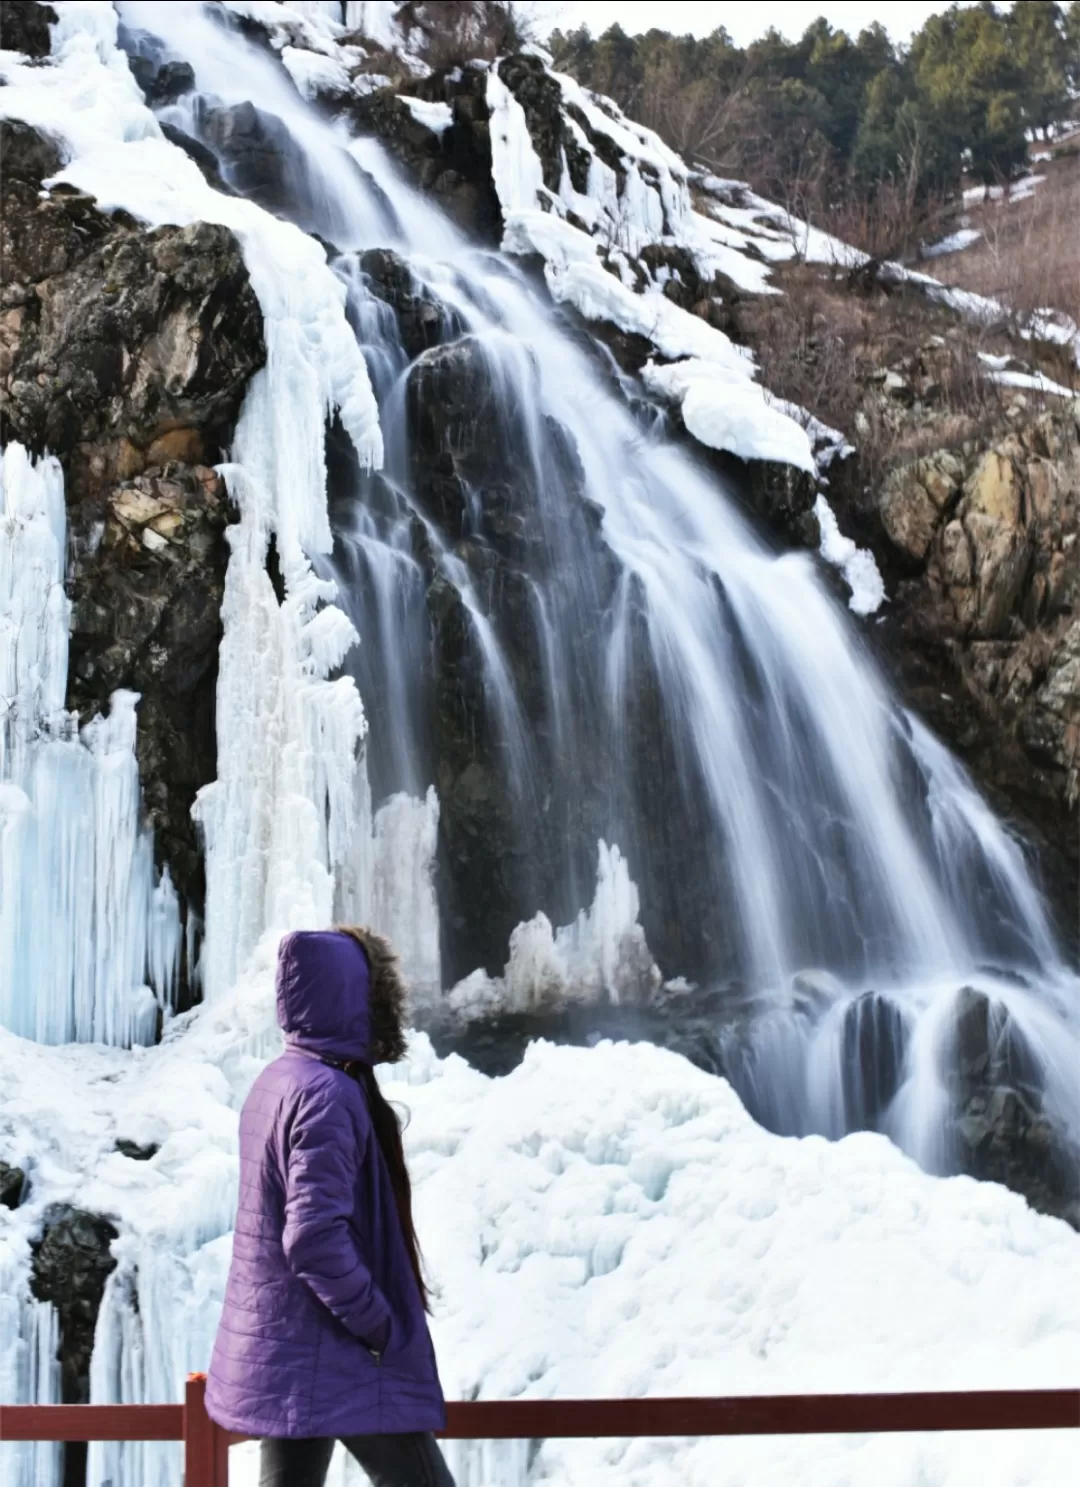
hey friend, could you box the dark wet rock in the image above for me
[159,122,235,195]
[0,0,56,58]
[130,56,195,107]
[359,247,462,361]
[345,66,501,242]
[0,1160,25,1209]
[426,980,738,1080]
[0,118,63,187]
[195,99,302,215]
[840,992,909,1131]
[31,1208,118,1487]
[497,54,575,196]
[114,1139,159,1161]
[403,334,624,980]
[31,1208,118,1402]
[942,988,1079,1228]
[66,464,235,949]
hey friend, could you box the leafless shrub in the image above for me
[932,155,1080,339]
[396,1,534,71]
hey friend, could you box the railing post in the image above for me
[184,1374,228,1487]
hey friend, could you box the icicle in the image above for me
[0,447,180,1047]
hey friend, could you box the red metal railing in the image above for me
[1,1376,1077,1485]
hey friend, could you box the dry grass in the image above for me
[739,259,1058,499]
[928,149,1080,343]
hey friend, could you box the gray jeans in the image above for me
[259,1433,455,1487]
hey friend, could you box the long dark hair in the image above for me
[335,926,430,1312]
[348,1061,430,1311]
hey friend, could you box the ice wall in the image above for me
[0,444,181,1046]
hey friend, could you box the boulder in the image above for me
[359,247,463,362]
[840,992,909,1131]
[942,988,1078,1227]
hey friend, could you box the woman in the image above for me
[206,928,454,1487]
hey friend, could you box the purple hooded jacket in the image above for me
[205,931,446,1439]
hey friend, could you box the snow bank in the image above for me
[921,227,982,259]
[642,361,816,474]
[5,1013,1080,1487]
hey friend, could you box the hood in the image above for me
[276,930,372,1063]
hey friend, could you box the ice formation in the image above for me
[5,1022,1080,1487]
[0,444,181,1047]
[813,494,888,617]
[450,842,661,1016]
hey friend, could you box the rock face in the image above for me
[346,65,501,242]
[873,409,1079,944]
[403,329,621,982]
[1,123,265,977]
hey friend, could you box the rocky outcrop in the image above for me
[404,331,619,981]
[944,987,1079,1228]
[1,124,265,969]
[345,65,501,242]
[872,408,1079,943]
[67,464,236,919]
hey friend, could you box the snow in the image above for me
[485,71,815,472]
[921,227,983,259]
[987,369,1078,399]
[5,1014,1080,1487]
[814,495,887,617]
[400,94,454,137]
[642,361,817,474]
[280,44,352,101]
[963,175,1045,205]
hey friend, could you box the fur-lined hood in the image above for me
[275,927,408,1065]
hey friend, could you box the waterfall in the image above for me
[0,6,1077,1485]
[104,0,1076,1163]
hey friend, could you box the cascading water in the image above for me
[1,4,1078,1484]
[115,0,1078,1111]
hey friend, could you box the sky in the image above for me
[531,1,974,47]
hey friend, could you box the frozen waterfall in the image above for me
[0,443,181,1047]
